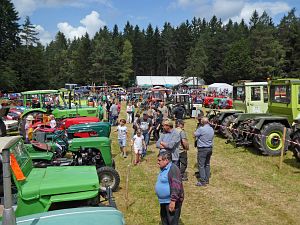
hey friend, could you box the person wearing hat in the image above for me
[156,119,181,166]
[175,119,189,181]
[25,115,34,143]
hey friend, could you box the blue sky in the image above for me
[11,0,300,45]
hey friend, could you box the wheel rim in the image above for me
[99,173,115,188]
[266,132,283,151]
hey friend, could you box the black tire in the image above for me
[220,115,236,138]
[97,166,120,192]
[256,122,290,156]
[0,120,6,137]
[291,132,300,162]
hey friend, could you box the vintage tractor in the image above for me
[208,81,269,138]
[167,94,193,118]
[0,136,116,218]
[25,128,120,191]
[229,79,300,157]
[19,90,102,138]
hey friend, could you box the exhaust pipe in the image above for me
[2,148,16,225]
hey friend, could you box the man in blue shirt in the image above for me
[156,119,181,166]
[155,151,184,225]
[194,117,214,186]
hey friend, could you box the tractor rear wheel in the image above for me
[220,115,236,138]
[256,122,289,156]
[0,120,6,137]
[97,166,120,192]
[291,132,300,162]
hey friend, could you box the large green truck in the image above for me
[230,79,300,158]
[209,81,268,137]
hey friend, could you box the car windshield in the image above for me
[270,85,291,103]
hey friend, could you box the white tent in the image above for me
[136,76,204,87]
[208,83,233,93]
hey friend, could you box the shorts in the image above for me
[134,148,142,154]
[118,139,126,147]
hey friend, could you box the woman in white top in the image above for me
[126,102,134,123]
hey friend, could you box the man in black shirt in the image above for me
[173,104,185,120]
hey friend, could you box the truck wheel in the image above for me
[0,120,6,137]
[257,122,289,156]
[291,132,300,162]
[220,115,236,138]
[97,166,120,192]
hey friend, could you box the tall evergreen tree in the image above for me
[0,0,20,61]
[89,37,121,84]
[120,39,133,86]
[250,11,285,79]
[223,39,253,83]
[278,8,300,76]
[20,16,39,46]
[160,22,176,75]
[184,39,208,83]
[174,21,193,76]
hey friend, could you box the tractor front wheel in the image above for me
[220,115,236,138]
[256,122,289,156]
[97,166,120,192]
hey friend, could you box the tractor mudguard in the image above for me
[21,109,48,119]
[252,116,291,131]
[235,113,272,123]
[218,111,243,122]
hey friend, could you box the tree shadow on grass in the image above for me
[283,158,300,171]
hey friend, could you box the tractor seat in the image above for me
[31,140,51,151]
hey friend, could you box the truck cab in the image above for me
[233,81,268,113]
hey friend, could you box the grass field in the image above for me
[112,103,300,225]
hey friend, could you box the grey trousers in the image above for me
[197,147,212,183]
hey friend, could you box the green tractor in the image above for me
[19,90,102,137]
[0,136,119,218]
[25,129,120,192]
[208,81,268,138]
[230,79,300,157]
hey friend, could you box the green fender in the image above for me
[253,116,291,130]
[21,109,48,119]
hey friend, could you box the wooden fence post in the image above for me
[279,127,287,170]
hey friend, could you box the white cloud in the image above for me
[236,2,291,23]
[212,0,245,20]
[35,25,53,45]
[171,0,291,23]
[12,0,37,16]
[57,11,105,40]
[12,0,113,16]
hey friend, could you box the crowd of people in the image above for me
[20,87,215,225]
[105,96,214,225]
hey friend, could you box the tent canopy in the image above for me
[136,76,204,87]
[208,83,233,93]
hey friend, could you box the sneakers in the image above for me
[195,182,206,187]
